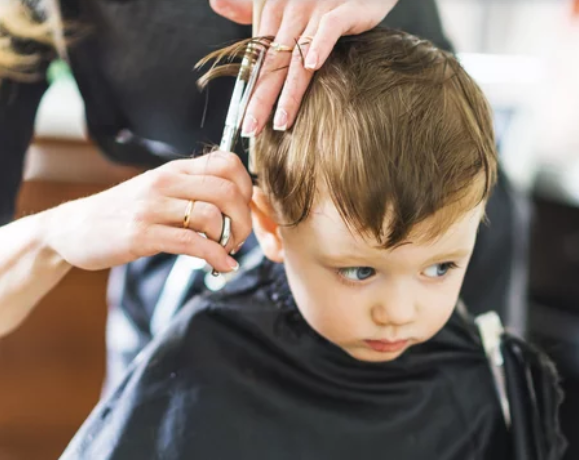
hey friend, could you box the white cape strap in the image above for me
[151,248,265,337]
[475,311,512,428]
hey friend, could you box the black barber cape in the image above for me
[61,260,531,460]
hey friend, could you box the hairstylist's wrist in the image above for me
[0,209,74,338]
[39,205,75,273]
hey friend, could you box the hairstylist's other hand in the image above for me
[210,0,399,135]
[45,151,252,273]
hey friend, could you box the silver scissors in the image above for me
[219,40,267,152]
[212,40,267,276]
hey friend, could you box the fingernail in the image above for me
[241,114,257,138]
[274,109,288,131]
[305,50,318,70]
[230,240,246,256]
[227,257,240,272]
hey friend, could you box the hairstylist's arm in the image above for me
[0,151,252,337]
[210,0,399,135]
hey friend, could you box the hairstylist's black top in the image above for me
[59,258,564,460]
[1,0,522,335]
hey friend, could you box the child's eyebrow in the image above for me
[317,243,473,266]
[421,248,472,265]
[316,251,375,265]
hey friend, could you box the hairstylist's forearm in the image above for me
[0,151,254,337]
[0,212,72,338]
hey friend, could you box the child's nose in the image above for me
[370,296,417,327]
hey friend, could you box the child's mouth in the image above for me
[364,339,409,353]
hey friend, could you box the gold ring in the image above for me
[271,42,294,53]
[183,200,195,229]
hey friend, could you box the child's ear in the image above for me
[251,187,284,263]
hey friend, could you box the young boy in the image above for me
[60,29,564,459]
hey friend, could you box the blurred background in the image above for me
[1,0,579,458]
[439,4,579,459]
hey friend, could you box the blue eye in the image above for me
[339,267,376,282]
[423,262,458,279]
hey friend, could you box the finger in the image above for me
[209,0,253,25]
[306,3,391,71]
[180,199,250,254]
[151,173,252,248]
[274,21,319,130]
[169,151,253,202]
[146,224,240,273]
[256,0,285,37]
[242,4,309,137]
[139,195,251,253]
[303,8,348,72]
[154,199,225,241]
[184,201,223,242]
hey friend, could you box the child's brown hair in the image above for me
[201,28,497,247]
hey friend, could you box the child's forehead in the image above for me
[304,198,484,256]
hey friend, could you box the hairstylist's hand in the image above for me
[210,0,399,135]
[45,151,252,273]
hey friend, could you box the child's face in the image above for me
[254,192,484,363]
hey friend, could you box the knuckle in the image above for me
[231,209,252,244]
[174,229,195,249]
[237,220,253,242]
[320,11,338,28]
[148,169,174,192]
[189,238,212,262]
[219,180,238,202]
[281,74,303,105]
[248,89,269,112]
[131,200,152,225]
[286,88,302,108]
[207,204,223,224]
[198,202,222,227]
[240,176,253,202]
[211,150,242,173]
[263,50,281,69]
[127,220,148,255]
[291,49,305,65]
[241,209,253,235]
[284,6,308,27]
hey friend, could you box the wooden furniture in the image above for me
[0,131,141,459]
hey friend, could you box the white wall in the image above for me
[437,0,579,190]
[437,0,574,55]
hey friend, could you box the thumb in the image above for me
[210,0,253,25]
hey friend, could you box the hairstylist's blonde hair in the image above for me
[0,0,63,82]
[200,28,497,248]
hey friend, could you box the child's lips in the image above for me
[364,339,409,353]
